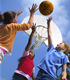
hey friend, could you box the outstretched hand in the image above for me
[47,16,52,24]
[17,9,23,17]
[28,4,38,15]
[62,77,67,80]
[32,23,36,33]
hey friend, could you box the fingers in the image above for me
[62,77,67,80]
[46,16,52,20]
[35,8,39,11]
[33,4,38,11]
[32,4,34,8]
[17,9,23,16]
[34,23,36,26]
[32,23,36,33]
[32,23,36,27]
[29,3,38,14]
[28,7,30,11]
[18,9,22,12]
[49,16,52,19]
[32,3,37,9]
[18,9,22,13]
[34,4,38,9]
[48,16,52,21]
[19,9,23,13]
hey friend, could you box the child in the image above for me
[35,16,69,80]
[0,4,38,64]
[12,23,36,80]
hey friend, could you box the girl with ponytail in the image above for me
[0,4,38,64]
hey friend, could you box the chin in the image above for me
[55,47,57,49]
[55,47,58,51]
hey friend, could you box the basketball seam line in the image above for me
[43,3,51,12]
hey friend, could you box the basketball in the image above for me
[39,1,54,16]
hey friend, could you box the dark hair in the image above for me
[0,14,3,22]
[18,51,35,62]
[0,11,16,24]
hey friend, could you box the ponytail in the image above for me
[63,41,70,63]
[63,41,70,56]
[0,11,16,24]
[0,13,4,23]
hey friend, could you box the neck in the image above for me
[61,50,64,53]
[56,48,64,52]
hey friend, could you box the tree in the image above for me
[68,55,70,68]
[57,69,70,80]
[57,55,70,80]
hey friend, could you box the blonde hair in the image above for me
[63,41,70,56]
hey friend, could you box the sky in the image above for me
[0,0,70,80]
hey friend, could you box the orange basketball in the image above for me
[39,1,54,16]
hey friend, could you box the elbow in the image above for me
[28,22,32,28]
[48,33,52,37]
[27,23,31,30]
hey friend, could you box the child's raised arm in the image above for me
[28,4,38,27]
[47,16,53,47]
[17,9,23,17]
[25,23,36,51]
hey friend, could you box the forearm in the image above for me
[62,71,66,78]
[28,14,34,27]
[28,32,34,45]
[48,23,52,36]
[48,22,52,47]
[31,73,35,80]
[25,32,34,51]
[25,24,36,51]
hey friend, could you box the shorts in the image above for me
[11,73,28,80]
[0,47,6,64]
[35,69,55,80]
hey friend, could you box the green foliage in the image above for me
[57,69,70,80]
[57,74,62,80]
[66,69,70,80]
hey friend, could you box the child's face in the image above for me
[13,15,17,23]
[29,50,35,59]
[56,42,65,51]
[11,15,17,23]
